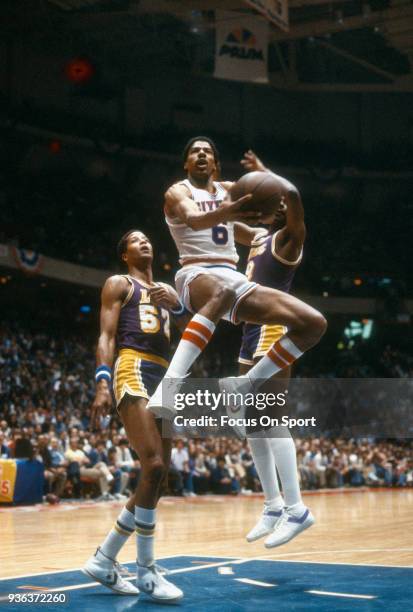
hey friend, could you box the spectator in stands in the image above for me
[192,452,210,495]
[345,452,365,486]
[107,447,128,500]
[37,434,67,498]
[50,437,66,467]
[211,456,239,495]
[115,438,134,468]
[326,455,345,488]
[171,440,195,497]
[64,436,113,500]
[0,431,11,458]
[240,446,261,492]
[224,442,247,494]
[116,437,139,494]
[54,413,67,435]
[370,449,393,486]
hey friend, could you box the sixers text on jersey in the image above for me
[166,180,239,265]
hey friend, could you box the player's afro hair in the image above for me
[182,136,220,164]
[117,229,140,263]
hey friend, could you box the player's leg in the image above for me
[238,325,285,540]
[238,321,314,543]
[101,352,173,585]
[82,431,139,595]
[241,360,285,541]
[235,285,327,387]
[165,274,235,378]
[84,395,182,600]
[240,337,314,547]
[120,397,183,601]
[254,373,315,548]
[147,274,236,418]
[263,430,315,548]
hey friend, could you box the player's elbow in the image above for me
[286,186,301,202]
[292,224,306,244]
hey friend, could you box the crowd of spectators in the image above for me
[1,424,412,501]
[1,326,412,502]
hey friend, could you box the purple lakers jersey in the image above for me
[245,231,302,293]
[117,276,170,360]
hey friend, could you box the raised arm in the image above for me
[240,151,306,256]
[91,275,128,426]
[165,183,260,230]
[272,181,306,263]
[240,150,268,173]
[234,222,268,247]
[278,183,306,247]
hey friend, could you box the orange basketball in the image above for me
[230,171,284,216]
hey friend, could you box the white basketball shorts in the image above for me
[175,263,257,324]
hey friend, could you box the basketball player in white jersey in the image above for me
[148,139,327,526]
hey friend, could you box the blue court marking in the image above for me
[1,556,412,612]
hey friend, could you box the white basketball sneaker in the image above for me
[146,376,185,420]
[264,506,315,548]
[246,507,284,542]
[137,563,183,602]
[82,548,139,595]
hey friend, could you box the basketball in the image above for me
[230,171,285,216]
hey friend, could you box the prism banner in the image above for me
[214,11,269,83]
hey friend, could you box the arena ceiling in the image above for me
[1,0,413,90]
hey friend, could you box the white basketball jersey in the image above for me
[165,179,239,265]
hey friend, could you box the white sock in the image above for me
[165,314,216,377]
[286,501,308,517]
[248,336,303,385]
[265,497,285,512]
[135,506,156,567]
[268,435,302,508]
[99,506,135,560]
[248,438,283,509]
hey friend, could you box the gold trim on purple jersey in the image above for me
[113,348,168,406]
[271,231,303,267]
[238,324,286,365]
[256,324,287,356]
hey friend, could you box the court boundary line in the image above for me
[2,550,412,583]
[254,556,413,569]
[177,552,413,569]
[235,578,276,588]
[307,589,376,600]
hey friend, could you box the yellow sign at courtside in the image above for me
[0,459,17,503]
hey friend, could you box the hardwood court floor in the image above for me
[1,489,412,579]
